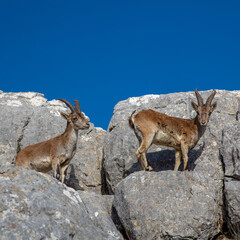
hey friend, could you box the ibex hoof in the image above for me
[146,165,153,171]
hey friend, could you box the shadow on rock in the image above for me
[127,144,205,175]
[66,164,84,191]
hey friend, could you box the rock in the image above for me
[224,179,240,238]
[80,191,123,240]
[67,127,106,193]
[114,170,223,240]
[103,90,239,193]
[2,89,240,239]
[0,92,47,165]
[221,123,240,237]
[221,123,240,178]
[0,91,105,193]
[0,165,121,240]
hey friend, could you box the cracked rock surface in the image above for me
[0,165,122,240]
[221,123,240,236]
[114,170,222,240]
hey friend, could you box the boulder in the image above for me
[80,191,123,240]
[0,91,105,193]
[114,170,223,240]
[221,123,240,178]
[0,164,122,240]
[0,92,52,165]
[103,89,240,239]
[66,127,106,193]
[221,123,240,237]
[224,179,240,238]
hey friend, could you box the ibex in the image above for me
[15,99,90,183]
[129,89,217,171]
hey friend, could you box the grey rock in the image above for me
[103,89,240,239]
[224,178,240,238]
[0,92,46,164]
[114,170,223,240]
[0,92,66,165]
[2,89,240,239]
[0,165,120,240]
[103,90,238,193]
[80,191,123,239]
[67,127,106,193]
[102,194,115,216]
[0,91,105,193]
[221,123,240,237]
[221,123,240,178]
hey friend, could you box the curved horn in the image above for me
[194,88,204,106]
[72,100,81,113]
[58,99,75,113]
[206,89,216,106]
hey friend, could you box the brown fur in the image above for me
[15,99,90,183]
[129,89,217,171]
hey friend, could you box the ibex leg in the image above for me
[52,160,60,180]
[181,143,189,171]
[174,150,182,171]
[61,164,69,183]
[136,133,154,171]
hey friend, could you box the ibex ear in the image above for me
[211,101,217,112]
[191,101,198,111]
[60,112,69,120]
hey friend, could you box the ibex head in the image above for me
[58,99,90,130]
[191,89,217,127]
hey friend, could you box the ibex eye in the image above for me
[73,117,78,121]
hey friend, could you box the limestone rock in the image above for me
[224,179,240,238]
[0,92,51,165]
[2,89,240,239]
[221,123,240,178]
[80,191,123,240]
[221,123,240,237]
[66,127,106,193]
[0,165,121,240]
[114,170,223,240]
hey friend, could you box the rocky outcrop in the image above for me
[103,90,239,193]
[114,170,222,240]
[0,91,106,193]
[1,90,240,239]
[111,117,224,240]
[0,164,122,240]
[103,90,240,239]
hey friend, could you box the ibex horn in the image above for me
[206,90,216,106]
[72,100,81,113]
[194,88,204,106]
[58,99,75,113]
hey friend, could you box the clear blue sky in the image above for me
[0,1,239,129]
